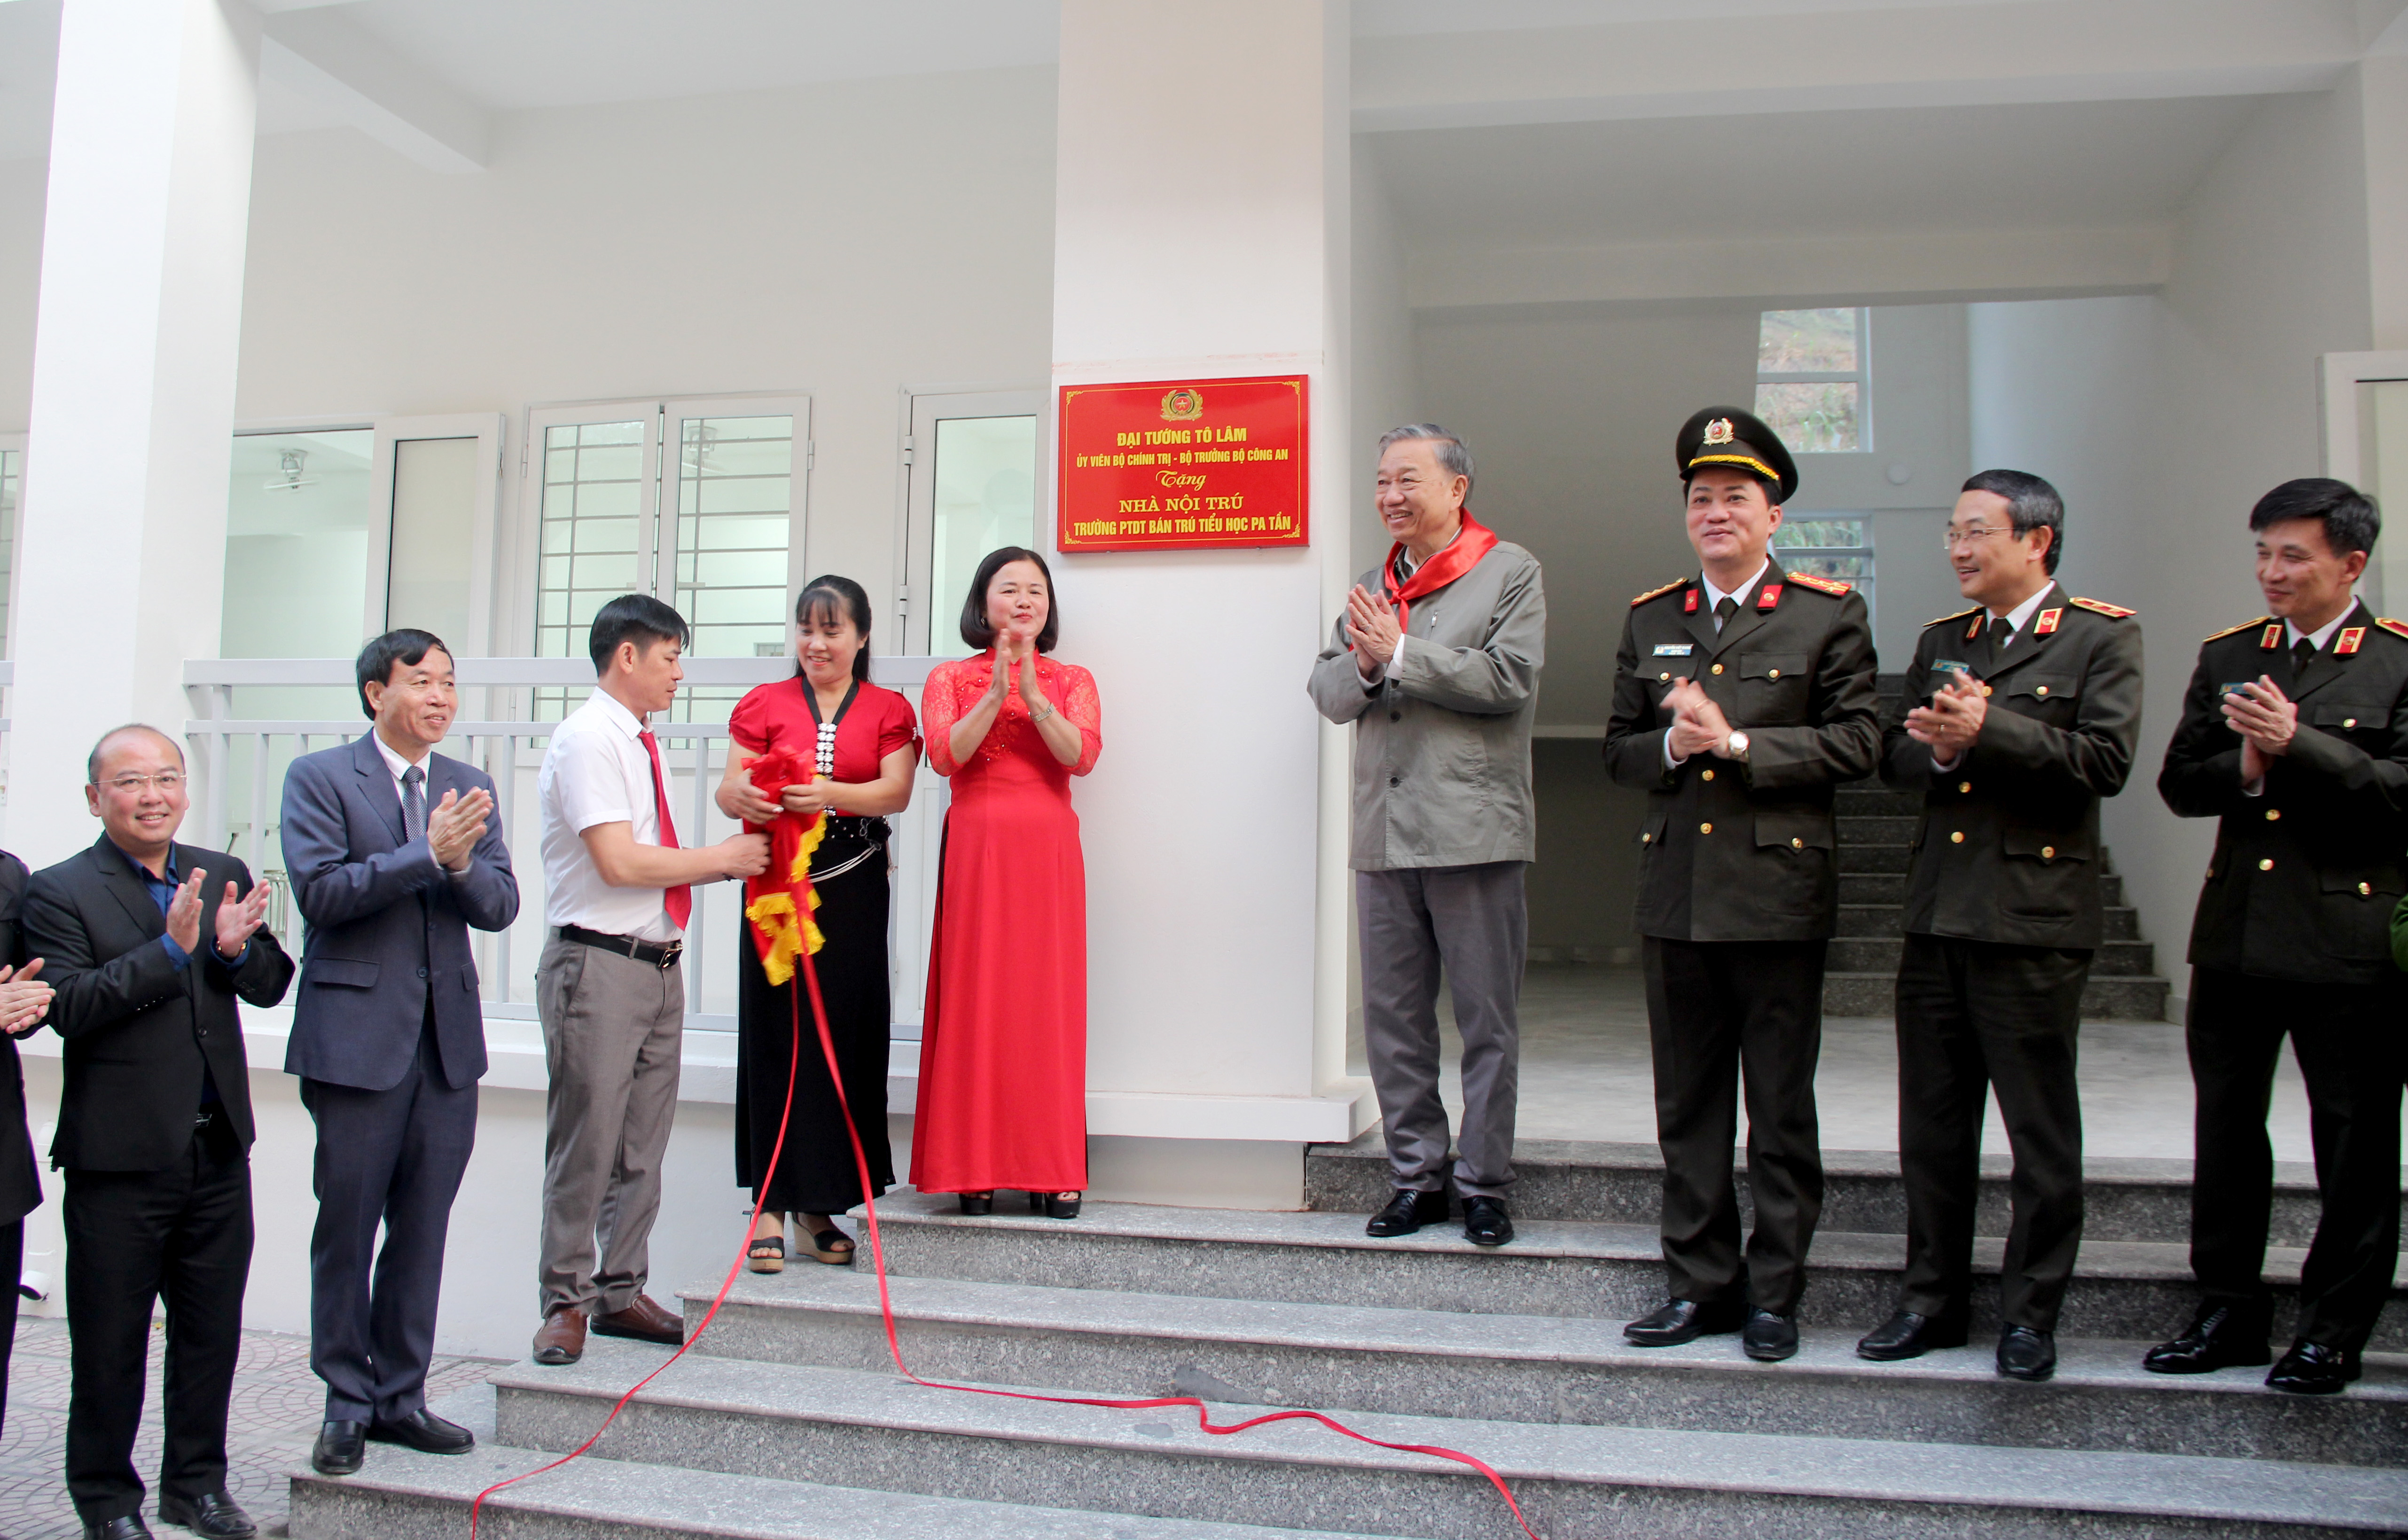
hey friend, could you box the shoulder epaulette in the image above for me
[2201,615,2272,643]
[2378,618,2408,641]
[1784,571,1852,597]
[1629,579,1687,607]
[1924,604,1981,629]
[2069,597,2135,619]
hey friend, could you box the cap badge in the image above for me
[1702,417,1736,446]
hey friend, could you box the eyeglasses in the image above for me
[1941,525,2013,551]
[98,773,186,794]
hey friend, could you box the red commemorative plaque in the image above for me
[1057,375,1308,551]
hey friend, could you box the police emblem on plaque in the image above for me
[1159,388,1204,422]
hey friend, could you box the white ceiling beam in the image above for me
[1407,224,2173,311]
[259,8,489,173]
[1356,0,2364,131]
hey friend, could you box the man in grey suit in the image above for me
[1309,424,1546,1249]
[279,630,518,1477]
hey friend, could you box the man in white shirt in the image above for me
[531,595,768,1367]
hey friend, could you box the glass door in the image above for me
[2319,353,2408,615]
[900,390,1044,655]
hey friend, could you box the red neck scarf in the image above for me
[1382,514,1498,630]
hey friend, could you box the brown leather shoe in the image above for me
[532,1307,586,1365]
[591,1294,683,1347]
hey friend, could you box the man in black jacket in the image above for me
[25,725,295,1540]
[0,850,57,1440]
[2152,477,2408,1396]
[1856,470,2143,1383]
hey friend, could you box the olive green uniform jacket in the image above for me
[1605,559,1880,942]
[1883,584,2144,950]
[2159,599,2408,986]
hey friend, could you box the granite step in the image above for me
[1827,935,2158,975]
[1837,841,1912,874]
[487,1344,2408,1540]
[287,1384,1384,1540]
[857,1192,2408,1351]
[1835,785,1922,816]
[1823,969,2171,1021]
[1837,871,2128,907]
[1298,1134,2375,1249]
[677,1266,2408,1466]
[1837,903,2145,939]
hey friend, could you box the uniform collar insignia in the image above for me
[2337,626,2366,655]
[2260,623,2283,650]
[2034,607,2062,636]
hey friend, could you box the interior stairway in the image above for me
[291,1141,2408,1539]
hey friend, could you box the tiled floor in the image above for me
[0,1316,501,1540]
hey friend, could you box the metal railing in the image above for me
[182,656,947,1031]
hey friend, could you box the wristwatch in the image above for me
[1724,730,1751,762]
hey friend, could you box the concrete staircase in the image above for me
[1825,780,2176,1021]
[290,1140,2408,1539]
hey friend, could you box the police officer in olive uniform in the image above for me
[1856,470,2143,1384]
[2152,476,2408,1396]
[1606,407,1881,1362]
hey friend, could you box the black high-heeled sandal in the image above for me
[958,1191,994,1216]
[1043,1191,1082,1219]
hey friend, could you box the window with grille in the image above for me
[1757,308,1869,454]
[525,398,809,719]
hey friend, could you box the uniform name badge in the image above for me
[1653,644,1694,656]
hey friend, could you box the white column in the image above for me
[1053,0,1365,1206]
[11,0,260,866]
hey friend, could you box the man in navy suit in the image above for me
[279,631,517,1477]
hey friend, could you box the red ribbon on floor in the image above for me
[471,946,1544,1540]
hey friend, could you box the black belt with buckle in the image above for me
[559,925,684,969]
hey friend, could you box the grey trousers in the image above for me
[537,934,685,1317]
[1357,862,1526,1199]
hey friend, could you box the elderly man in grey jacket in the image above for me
[1309,424,1546,1248]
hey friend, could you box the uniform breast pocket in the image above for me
[2307,701,2387,738]
[1739,653,1810,721]
[2006,676,2079,717]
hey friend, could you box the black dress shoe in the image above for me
[156,1491,256,1540]
[1461,1196,1513,1248]
[1624,1297,1746,1346]
[1742,1307,1798,1362]
[1364,1188,1449,1238]
[311,1418,367,1475]
[1997,1325,2057,1382]
[2267,1339,2361,1395]
[1856,1309,1970,1361]
[369,1406,477,1454]
[2142,1304,2274,1374]
[81,1518,151,1540]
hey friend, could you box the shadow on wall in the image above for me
[1527,738,1650,963]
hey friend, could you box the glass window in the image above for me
[1773,514,1874,631]
[930,415,1037,649]
[1756,308,1869,453]
[533,419,648,665]
[388,436,479,645]
[0,448,17,658]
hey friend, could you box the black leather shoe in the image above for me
[81,1519,151,1540]
[156,1491,256,1540]
[2142,1304,2274,1374]
[311,1418,367,1474]
[1461,1196,1514,1248]
[1856,1309,1971,1361]
[1365,1188,1449,1238]
[1624,1297,1746,1346]
[368,1406,477,1454]
[1742,1307,1798,1362]
[2266,1339,2361,1395]
[1997,1325,2057,1382]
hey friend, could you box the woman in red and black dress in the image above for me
[716,575,919,1270]
[913,547,1102,1218]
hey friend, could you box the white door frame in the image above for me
[2320,350,2408,614]
[895,387,1048,656]
[367,412,508,655]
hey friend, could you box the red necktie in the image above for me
[638,729,692,930]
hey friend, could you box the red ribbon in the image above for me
[472,863,1544,1540]
[1380,513,1500,632]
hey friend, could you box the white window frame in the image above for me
[894,386,1048,657]
[2321,350,2408,616]
[1757,307,1874,454]
[0,431,24,665]
[507,394,814,659]
[367,413,508,656]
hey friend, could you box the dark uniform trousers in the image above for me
[1608,558,1882,1317]
[1895,935,2090,1327]
[2186,970,2403,1349]
[1643,936,1827,1312]
[64,1111,251,1518]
